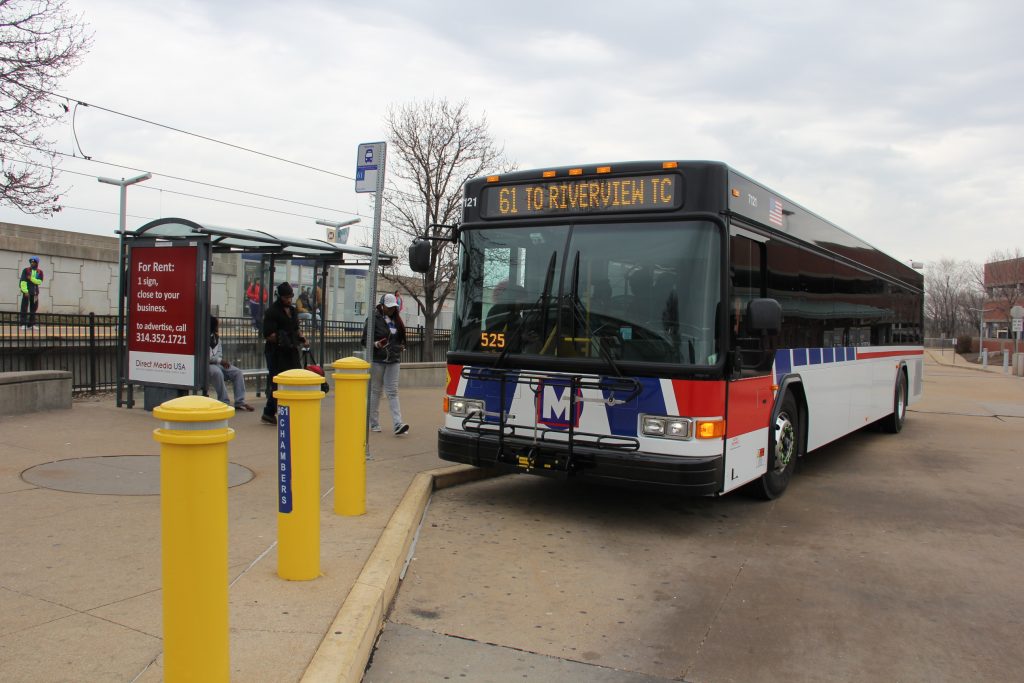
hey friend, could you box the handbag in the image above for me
[301,346,330,393]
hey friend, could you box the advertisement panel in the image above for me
[127,243,202,386]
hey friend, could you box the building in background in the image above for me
[983,256,1024,339]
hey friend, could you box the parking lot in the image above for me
[366,357,1024,682]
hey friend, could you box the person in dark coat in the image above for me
[261,282,305,424]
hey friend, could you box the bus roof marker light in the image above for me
[486,175,500,183]
[568,168,583,176]
[731,189,741,197]
[662,161,679,169]
[596,166,612,174]
[542,170,556,178]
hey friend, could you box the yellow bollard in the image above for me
[331,356,370,516]
[274,368,327,581]
[153,395,235,683]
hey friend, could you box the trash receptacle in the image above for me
[144,385,188,411]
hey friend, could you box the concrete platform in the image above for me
[0,382,462,682]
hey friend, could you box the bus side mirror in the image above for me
[409,237,431,273]
[747,298,782,335]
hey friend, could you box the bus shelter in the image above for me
[117,217,393,408]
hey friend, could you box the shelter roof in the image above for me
[128,217,392,265]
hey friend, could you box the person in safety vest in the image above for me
[19,256,44,330]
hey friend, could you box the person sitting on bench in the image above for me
[209,316,254,411]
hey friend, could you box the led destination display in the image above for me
[479,174,680,218]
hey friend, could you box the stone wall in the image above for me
[1,222,243,316]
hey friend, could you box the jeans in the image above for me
[369,362,402,428]
[209,363,246,406]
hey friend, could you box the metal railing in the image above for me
[1,312,452,394]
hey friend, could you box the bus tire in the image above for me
[756,392,800,500]
[880,371,908,434]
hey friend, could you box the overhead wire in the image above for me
[7,139,370,219]
[45,91,358,181]
[15,88,428,216]
[18,162,343,222]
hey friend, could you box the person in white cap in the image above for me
[362,292,409,435]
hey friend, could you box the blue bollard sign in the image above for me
[278,406,292,513]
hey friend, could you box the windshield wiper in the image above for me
[493,252,556,368]
[566,251,624,377]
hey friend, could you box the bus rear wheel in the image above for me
[879,371,908,434]
[755,393,800,500]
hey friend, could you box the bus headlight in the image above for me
[641,415,692,440]
[448,396,485,417]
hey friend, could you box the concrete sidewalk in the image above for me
[0,383,472,682]
[925,347,1024,377]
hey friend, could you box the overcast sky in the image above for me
[2,0,1021,266]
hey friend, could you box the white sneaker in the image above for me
[394,423,409,436]
[370,424,381,432]
[19,325,27,330]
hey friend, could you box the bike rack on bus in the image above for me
[457,367,642,474]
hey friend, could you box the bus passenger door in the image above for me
[723,229,775,492]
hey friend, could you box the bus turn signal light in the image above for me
[696,419,726,439]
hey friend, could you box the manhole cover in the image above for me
[22,455,255,496]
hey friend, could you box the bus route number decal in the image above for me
[480,332,506,349]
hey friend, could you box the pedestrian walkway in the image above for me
[0,384,469,682]
[925,347,1024,377]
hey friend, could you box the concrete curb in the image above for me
[300,464,503,683]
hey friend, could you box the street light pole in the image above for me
[99,172,152,407]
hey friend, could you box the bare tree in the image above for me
[1,0,91,214]
[924,258,976,338]
[378,97,513,359]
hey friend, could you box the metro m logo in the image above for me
[536,379,583,430]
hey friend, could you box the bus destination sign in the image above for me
[479,174,681,219]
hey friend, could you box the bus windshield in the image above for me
[451,220,721,367]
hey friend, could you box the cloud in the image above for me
[0,0,1021,265]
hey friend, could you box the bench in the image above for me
[239,368,270,397]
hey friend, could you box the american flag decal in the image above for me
[768,197,784,226]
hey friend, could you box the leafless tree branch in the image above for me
[0,0,92,214]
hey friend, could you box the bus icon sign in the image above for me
[356,142,385,193]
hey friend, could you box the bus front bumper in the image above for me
[437,427,723,495]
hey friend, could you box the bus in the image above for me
[409,161,924,499]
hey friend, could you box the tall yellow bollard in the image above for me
[331,356,370,516]
[274,368,326,581]
[153,395,235,683]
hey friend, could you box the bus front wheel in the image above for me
[756,393,800,500]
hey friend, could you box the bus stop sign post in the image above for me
[356,141,386,457]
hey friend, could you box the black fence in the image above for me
[1,312,452,395]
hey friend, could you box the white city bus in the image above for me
[410,161,924,498]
